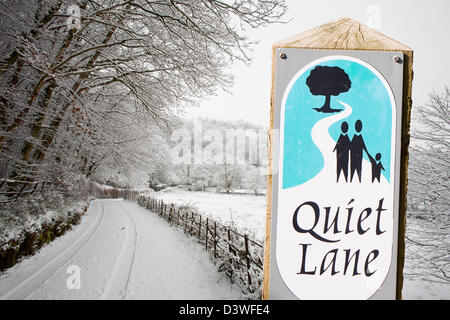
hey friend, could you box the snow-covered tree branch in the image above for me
[0,0,286,189]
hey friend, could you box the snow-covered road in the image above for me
[0,199,242,300]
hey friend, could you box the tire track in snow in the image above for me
[99,200,137,300]
[0,200,105,300]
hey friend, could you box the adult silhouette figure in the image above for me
[333,121,351,182]
[350,120,369,182]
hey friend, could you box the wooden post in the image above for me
[205,218,209,251]
[213,221,217,258]
[227,229,233,255]
[198,215,202,238]
[244,234,252,286]
[263,17,413,300]
[190,212,194,234]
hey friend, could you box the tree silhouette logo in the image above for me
[306,66,351,113]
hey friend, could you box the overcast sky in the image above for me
[183,0,450,127]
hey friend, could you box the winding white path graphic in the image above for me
[311,100,353,154]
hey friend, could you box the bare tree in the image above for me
[405,87,449,285]
[0,0,287,190]
[408,87,449,216]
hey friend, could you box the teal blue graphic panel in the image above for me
[282,59,392,189]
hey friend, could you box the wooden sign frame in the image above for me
[262,17,413,300]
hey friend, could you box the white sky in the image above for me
[184,0,450,127]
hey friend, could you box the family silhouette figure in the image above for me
[333,120,384,183]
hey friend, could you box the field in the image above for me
[153,188,267,242]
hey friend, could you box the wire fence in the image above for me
[131,194,265,297]
[87,182,141,200]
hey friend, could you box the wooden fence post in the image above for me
[198,215,202,238]
[227,229,232,255]
[244,234,252,286]
[214,221,217,259]
[190,212,194,234]
[205,218,209,251]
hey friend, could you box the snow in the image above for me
[0,196,447,300]
[0,192,88,247]
[151,188,448,300]
[0,199,242,300]
[152,189,267,243]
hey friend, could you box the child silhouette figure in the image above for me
[368,153,385,183]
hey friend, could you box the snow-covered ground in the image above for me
[0,195,447,300]
[152,188,449,300]
[0,199,242,300]
[154,189,267,242]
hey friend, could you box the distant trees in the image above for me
[170,118,267,193]
[0,0,286,190]
[306,66,351,113]
[408,87,449,216]
[405,87,449,286]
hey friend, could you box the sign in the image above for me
[264,18,413,300]
[264,41,413,299]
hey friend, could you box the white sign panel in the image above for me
[270,50,404,299]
